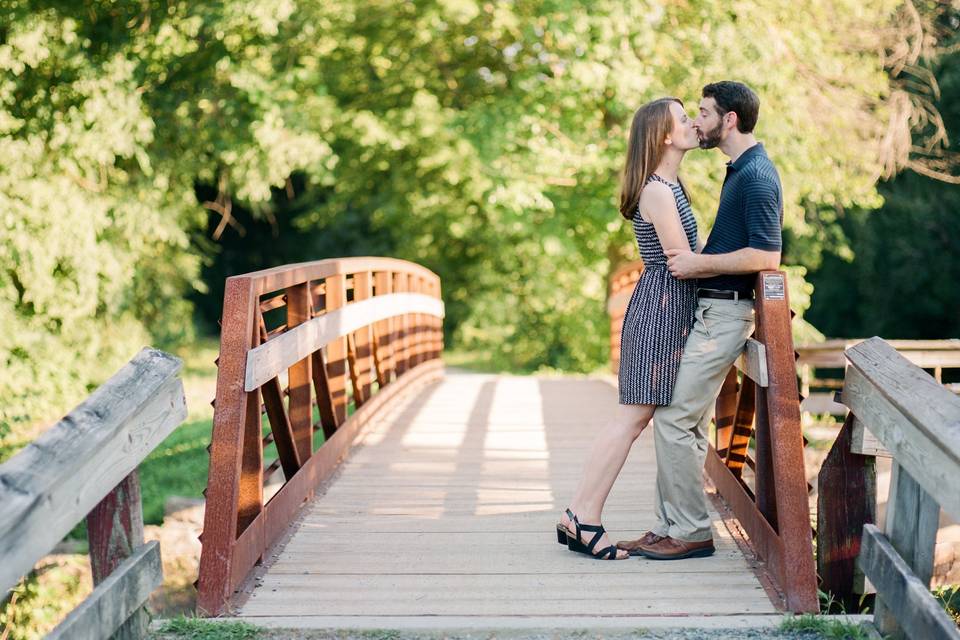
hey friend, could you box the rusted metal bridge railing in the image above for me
[608,262,818,612]
[196,257,445,616]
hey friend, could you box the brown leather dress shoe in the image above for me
[640,535,715,560]
[615,531,665,556]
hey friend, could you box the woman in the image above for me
[556,98,701,559]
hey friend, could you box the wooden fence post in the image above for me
[874,462,940,637]
[817,414,877,610]
[87,471,148,639]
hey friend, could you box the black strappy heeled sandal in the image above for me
[556,508,576,545]
[566,512,625,560]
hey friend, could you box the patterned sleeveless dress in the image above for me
[618,174,699,405]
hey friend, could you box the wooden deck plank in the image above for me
[251,573,766,588]
[239,600,776,616]
[236,372,779,620]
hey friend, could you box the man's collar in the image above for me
[726,143,765,171]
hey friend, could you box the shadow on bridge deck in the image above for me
[228,372,780,627]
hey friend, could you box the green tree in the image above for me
[807,28,960,340]
[197,0,905,367]
[0,0,948,438]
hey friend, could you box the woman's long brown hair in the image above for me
[619,97,688,220]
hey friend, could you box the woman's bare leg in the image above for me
[559,403,655,555]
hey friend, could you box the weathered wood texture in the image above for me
[841,338,960,521]
[198,257,446,617]
[737,339,768,388]
[849,416,891,458]
[231,373,778,624]
[87,470,149,639]
[816,414,876,610]
[838,338,960,638]
[47,541,162,640]
[797,339,960,419]
[859,525,960,640]
[873,462,941,637]
[799,339,960,369]
[0,348,185,595]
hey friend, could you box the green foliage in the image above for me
[0,0,942,440]
[0,2,203,436]
[806,46,960,341]
[189,0,906,369]
[0,558,89,640]
[138,417,214,525]
[156,615,261,640]
[933,584,960,626]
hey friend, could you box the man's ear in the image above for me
[725,111,739,132]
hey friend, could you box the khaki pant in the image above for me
[650,297,756,542]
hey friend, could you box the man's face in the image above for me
[694,97,726,149]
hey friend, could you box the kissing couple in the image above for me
[558,80,783,560]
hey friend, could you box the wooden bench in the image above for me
[0,348,187,639]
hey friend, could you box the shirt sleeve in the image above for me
[743,169,783,251]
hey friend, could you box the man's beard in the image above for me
[698,122,723,149]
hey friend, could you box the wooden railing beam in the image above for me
[0,348,185,596]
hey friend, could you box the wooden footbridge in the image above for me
[3,257,960,638]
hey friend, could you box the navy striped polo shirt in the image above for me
[699,143,783,295]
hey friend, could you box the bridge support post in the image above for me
[87,471,149,639]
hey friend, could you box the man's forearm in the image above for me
[699,248,780,278]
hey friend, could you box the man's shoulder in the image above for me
[741,154,781,190]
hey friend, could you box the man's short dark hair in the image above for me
[702,81,760,133]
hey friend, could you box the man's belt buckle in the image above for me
[698,288,741,302]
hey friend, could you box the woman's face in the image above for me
[668,102,700,151]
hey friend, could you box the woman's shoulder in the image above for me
[639,179,676,206]
[638,179,679,224]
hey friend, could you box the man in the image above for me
[617,81,783,560]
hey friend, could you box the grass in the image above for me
[779,614,872,639]
[139,416,216,524]
[354,631,403,640]
[155,615,261,639]
[442,347,519,374]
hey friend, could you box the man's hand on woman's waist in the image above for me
[665,247,780,279]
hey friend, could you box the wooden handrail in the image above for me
[824,338,960,638]
[796,338,960,419]
[606,263,817,612]
[0,348,187,638]
[237,256,440,296]
[245,292,444,391]
[197,256,445,616]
